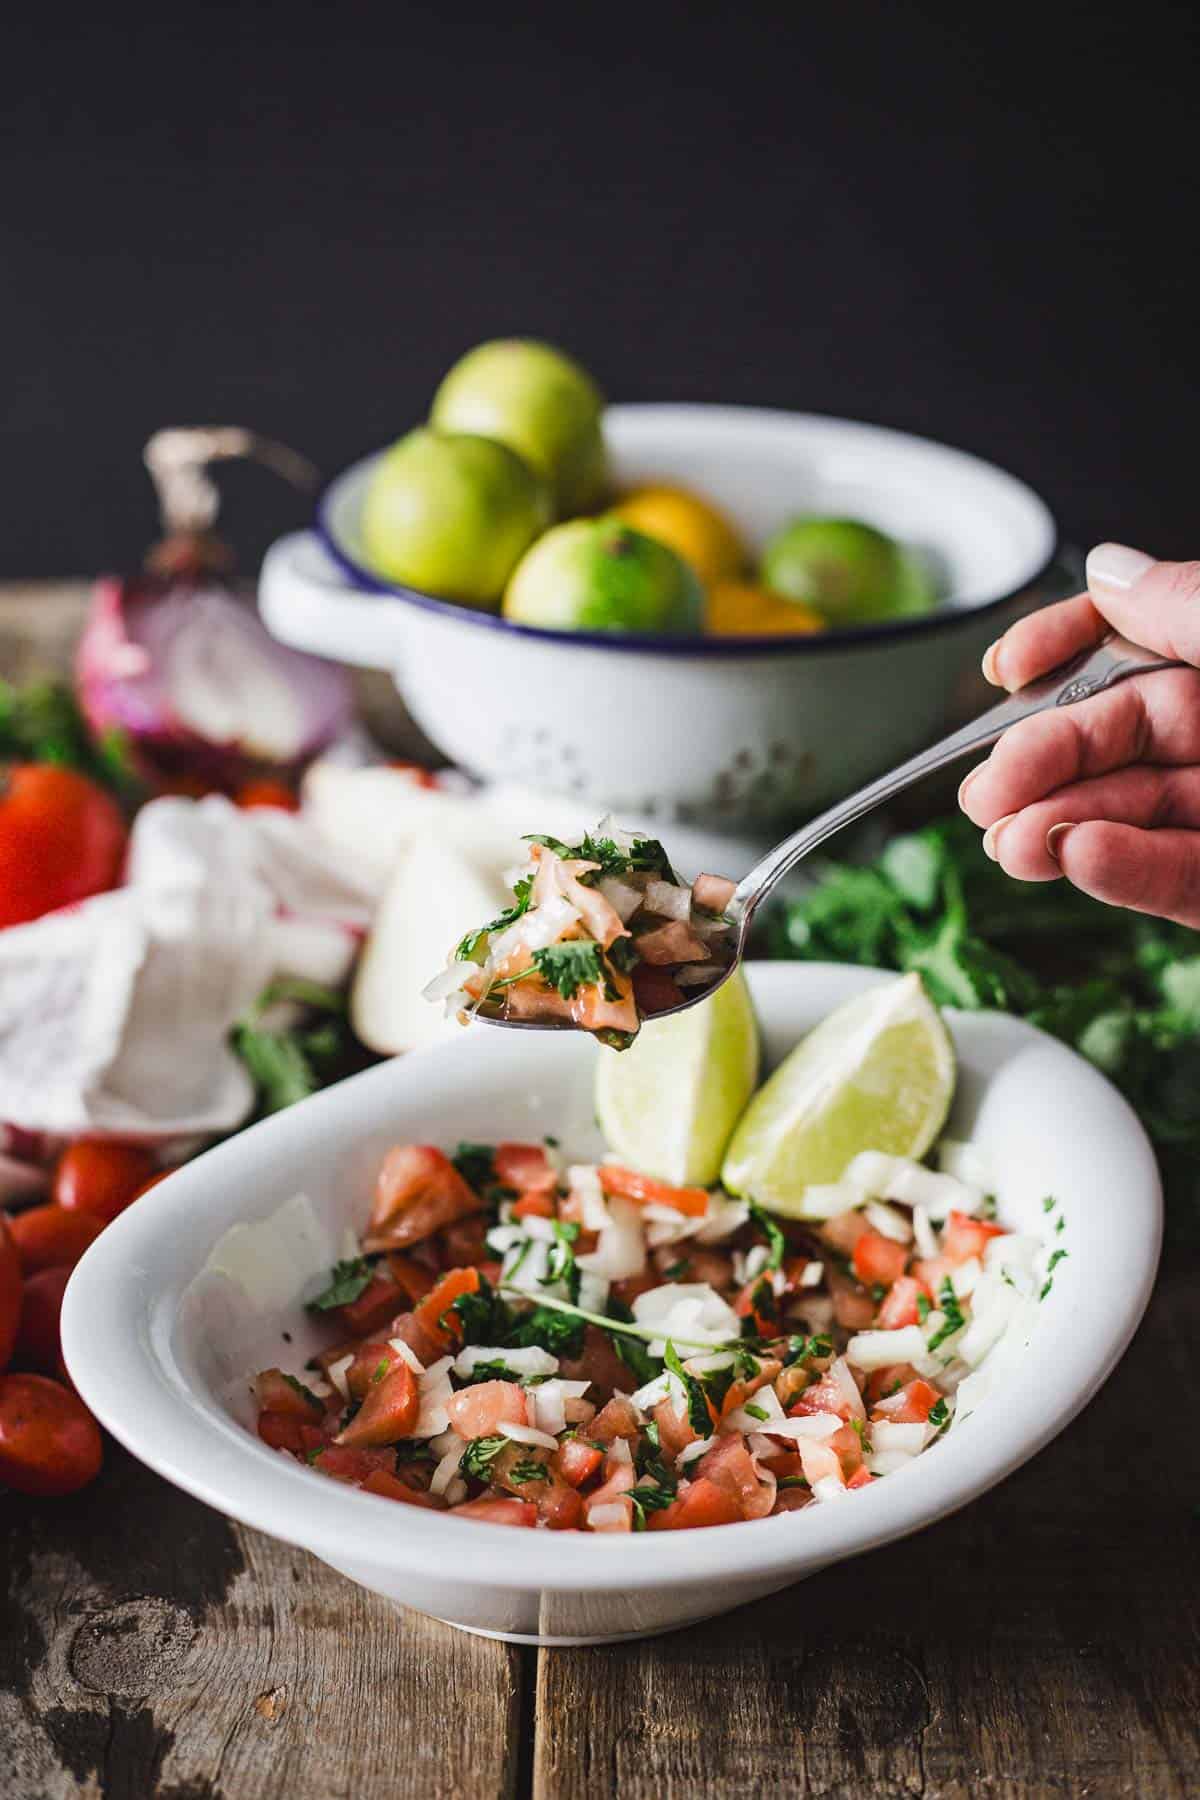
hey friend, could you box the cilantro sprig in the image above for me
[307,1258,373,1311]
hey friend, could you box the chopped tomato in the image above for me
[366,1146,483,1251]
[537,1480,585,1530]
[735,1277,778,1337]
[846,1466,874,1490]
[436,1216,491,1267]
[829,1422,864,1479]
[559,1326,631,1397]
[941,1211,1005,1267]
[451,1496,537,1527]
[632,964,685,1014]
[0,765,127,928]
[386,1253,438,1306]
[335,1272,407,1338]
[863,1363,922,1405]
[872,1378,938,1424]
[0,1216,21,1372]
[344,1340,402,1401]
[851,1229,909,1289]
[234,778,300,811]
[257,1410,310,1454]
[511,1190,556,1220]
[829,1269,877,1330]
[493,1143,557,1193]
[410,1265,482,1350]
[589,1395,643,1444]
[555,1437,603,1488]
[821,1208,870,1256]
[647,1477,742,1531]
[339,1360,419,1447]
[790,1370,859,1424]
[597,1166,708,1217]
[254,1367,325,1418]
[447,1380,527,1439]
[697,1436,772,1519]
[875,1275,930,1330]
[361,1467,445,1508]
[311,1443,395,1484]
[53,1141,158,1223]
[8,1205,104,1275]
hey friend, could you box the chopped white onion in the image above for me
[632,1282,740,1356]
[812,1475,848,1503]
[598,875,643,922]
[587,1501,632,1531]
[644,877,692,921]
[577,1192,646,1282]
[844,1152,983,1220]
[795,1181,871,1220]
[912,1204,938,1260]
[453,1344,559,1380]
[576,1270,611,1314]
[532,1379,589,1437]
[871,1420,928,1455]
[631,1370,681,1412]
[567,1164,610,1232]
[422,961,474,1003]
[693,1194,750,1243]
[798,1261,824,1288]
[431,1440,468,1496]
[866,1449,917,1476]
[677,1435,716,1467]
[950,1257,982,1299]
[938,1138,991,1189]
[734,1244,770,1285]
[864,1200,913,1244]
[388,1339,426,1376]
[759,1411,842,1441]
[327,1354,354,1402]
[498,1420,560,1451]
[845,1325,928,1371]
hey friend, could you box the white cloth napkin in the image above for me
[0,796,376,1140]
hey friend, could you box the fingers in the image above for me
[1085,545,1200,664]
[980,765,1200,881]
[1048,822,1200,928]
[960,666,1200,824]
[982,592,1107,691]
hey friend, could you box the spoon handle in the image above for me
[733,633,1184,921]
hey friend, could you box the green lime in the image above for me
[503,519,703,634]
[760,517,935,626]
[721,973,955,1216]
[595,969,760,1186]
[431,338,607,516]
[361,427,550,608]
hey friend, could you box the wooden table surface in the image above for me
[2,585,1198,1800]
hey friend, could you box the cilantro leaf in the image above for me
[925,1277,966,1351]
[664,1341,714,1436]
[307,1258,372,1311]
[459,1436,508,1481]
[747,1200,786,1271]
[532,940,608,1000]
[452,1142,496,1191]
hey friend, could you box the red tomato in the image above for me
[368,1146,482,1250]
[492,1143,557,1193]
[253,1368,324,1420]
[847,1466,874,1490]
[872,1377,939,1425]
[647,1477,742,1531]
[941,1211,1005,1267]
[555,1437,603,1488]
[697,1436,773,1519]
[536,1480,584,1530]
[597,1166,708,1217]
[411,1266,481,1350]
[386,1253,437,1307]
[257,1409,310,1454]
[446,1380,527,1440]
[8,1205,104,1274]
[15,1265,72,1370]
[335,1272,406,1339]
[632,963,685,1015]
[311,1443,394,1484]
[851,1230,909,1289]
[361,1467,445,1508]
[875,1274,930,1330]
[450,1496,537,1527]
[511,1190,556,1221]
[338,1360,419,1447]
[0,1373,103,1495]
[0,765,127,928]
[54,1141,158,1223]
[234,779,300,812]
[0,1215,21,1372]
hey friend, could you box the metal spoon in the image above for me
[478,632,1183,1029]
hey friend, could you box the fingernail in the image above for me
[957,765,984,808]
[982,813,1017,862]
[1045,823,1075,863]
[1086,542,1154,593]
[981,639,1005,686]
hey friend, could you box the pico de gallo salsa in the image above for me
[252,1134,1049,1530]
[425,824,737,1047]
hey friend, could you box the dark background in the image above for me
[5,2,1197,578]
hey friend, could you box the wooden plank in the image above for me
[0,1442,522,1800]
[535,1254,1200,1800]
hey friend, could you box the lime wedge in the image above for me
[595,969,760,1186]
[721,973,955,1216]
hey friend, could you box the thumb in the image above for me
[1086,544,1200,665]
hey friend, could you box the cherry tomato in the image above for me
[0,1373,103,1495]
[14,1265,72,1370]
[235,778,300,812]
[8,1205,104,1274]
[0,765,127,928]
[0,1216,21,1372]
[54,1141,158,1223]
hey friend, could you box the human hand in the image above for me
[958,544,1200,927]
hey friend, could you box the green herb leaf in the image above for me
[452,1142,496,1192]
[532,940,608,1000]
[459,1436,508,1482]
[747,1200,786,1271]
[925,1278,966,1351]
[307,1258,372,1311]
[664,1342,713,1436]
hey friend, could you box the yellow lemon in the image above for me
[706,579,825,636]
[610,484,745,586]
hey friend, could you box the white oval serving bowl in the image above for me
[259,405,1060,827]
[62,964,1159,1646]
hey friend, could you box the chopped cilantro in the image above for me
[507,1458,549,1486]
[606,1299,659,1386]
[747,1200,786,1271]
[456,875,534,961]
[371,1357,390,1384]
[452,1142,496,1191]
[743,1401,768,1421]
[929,1397,950,1431]
[661,1258,688,1280]
[507,1304,586,1360]
[307,1258,372,1312]
[916,1292,931,1323]
[776,1475,811,1490]
[543,1134,560,1148]
[925,1278,966,1351]
[664,1341,714,1436]
[1046,1247,1069,1274]
[459,1436,508,1481]
[447,1275,512,1345]
[1056,1214,1066,1235]
[543,1219,582,1300]
[532,940,610,1000]
[979,1194,997,1220]
[783,1333,833,1366]
[1042,1195,1057,1214]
